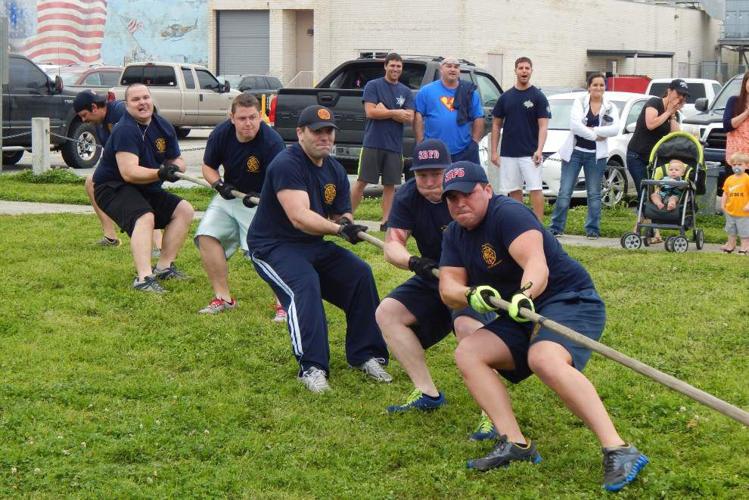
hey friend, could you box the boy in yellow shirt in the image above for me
[721,152,749,254]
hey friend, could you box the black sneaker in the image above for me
[132,275,166,294]
[152,263,189,281]
[467,435,542,471]
[602,444,648,492]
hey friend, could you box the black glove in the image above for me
[408,256,438,280]
[242,192,260,208]
[337,217,367,244]
[157,164,180,182]
[211,180,236,200]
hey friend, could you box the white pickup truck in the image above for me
[108,62,240,138]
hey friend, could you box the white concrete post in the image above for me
[32,117,51,175]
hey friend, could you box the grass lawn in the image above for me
[0,213,747,497]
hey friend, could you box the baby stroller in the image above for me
[621,131,706,253]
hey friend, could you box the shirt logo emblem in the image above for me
[481,243,501,269]
[523,100,534,109]
[440,96,455,111]
[395,95,406,107]
[323,183,336,205]
[247,155,260,173]
[155,137,167,153]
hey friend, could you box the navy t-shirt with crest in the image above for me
[492,85,551,157]
[93,111,180,192]
[440,195,593,306]
[362,77,414,154]
[203,120,285,194]
[247,143,351,250]
[97,100,126,145]
[387,178,452,261]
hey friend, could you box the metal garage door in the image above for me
[217,10,269,75]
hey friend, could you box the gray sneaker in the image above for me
[152,263,189,281]
[132,275,166,294]
[298,366,330,393]
[97,236,121,247]
[356,358,392,383]
[602,444,648,492]
[467,434,542,471]
[198,297,236,314]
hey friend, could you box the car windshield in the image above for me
[59,71,80,86]
[712,77,742,112]
[548,98,628,130]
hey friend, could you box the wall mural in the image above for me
[3,0,209,67]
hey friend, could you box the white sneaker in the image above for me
[273,303,287,323]
[298,366,330,393]
[357,358,392,383]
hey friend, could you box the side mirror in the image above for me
[53,75,63,94]
[694,98,708,112]
[625,122,636,134]
[222,81,230,93]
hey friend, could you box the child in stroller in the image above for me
[650,159,687,212]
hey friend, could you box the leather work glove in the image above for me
[211,180,236,200]
[466,285,501,314]
[157,164,180,182]
[242,192,260,208]
[508,292,535,323]
[407,256,438,280]
[337,217,367,244]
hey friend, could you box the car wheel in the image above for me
[601,160,627,207]
[620,232,641,250]
[2,150,24,166]
[176,127,191,139]
[61,121,101,169]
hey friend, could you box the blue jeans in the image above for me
[626,149,649,200]
[549,149,605,235]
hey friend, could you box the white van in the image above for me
[645,78,722,118]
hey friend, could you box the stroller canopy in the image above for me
[648,131,704,170]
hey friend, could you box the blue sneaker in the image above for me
[602,444,648,492]
[470,414,498,441]
[386,389,445,413]
[467,434,542,471]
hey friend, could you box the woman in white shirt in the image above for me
[549,73,620,239]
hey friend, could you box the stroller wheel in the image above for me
[621,232,642,250]
[665,236,675,252]
[694,229,704,250]
[672,235,689,253]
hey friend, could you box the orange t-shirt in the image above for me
[722,173,749,217]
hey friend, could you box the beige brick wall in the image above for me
[210,0,728,86]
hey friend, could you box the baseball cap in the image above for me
[442,161,488,198]
[411,139,451,171]
[668,79,690,97]
[73,89,104,113]
[297,105,338,130]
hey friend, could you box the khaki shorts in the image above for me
[194,195,256,258]
[498,156,543,193]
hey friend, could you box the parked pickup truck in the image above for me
[271,56,503,173]
[2,53,100,169]
[109,62,240,138]
[682,73,741,191]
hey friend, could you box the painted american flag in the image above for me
[22,0,108,66]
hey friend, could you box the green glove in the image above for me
[466,285,500,314]
[508,292,535,323]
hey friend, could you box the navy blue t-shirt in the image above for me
[387,178,452,261]
[93,112,180,192]
[203,120,285,194]
[574,108,599,151]
[97,100,126,145]
[362,77,414,154]
[247,143,352,250]
[492,86,551,157]
[440,196,594,306]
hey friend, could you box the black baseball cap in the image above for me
[411,139,451,171]
[668,79,690,97]
[442,161,488,198]
[297,105,338,130]
[73,89,105,113]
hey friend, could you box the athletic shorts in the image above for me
[724,213,749,238]
[498,156,543,193]
[94,181,182,236]
[194,195,257,258]
[482,288,605,384]
[358,147,403,185]
[387,274,495,349]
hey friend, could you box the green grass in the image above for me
[0,214,747,497]
[0,169,215,211]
